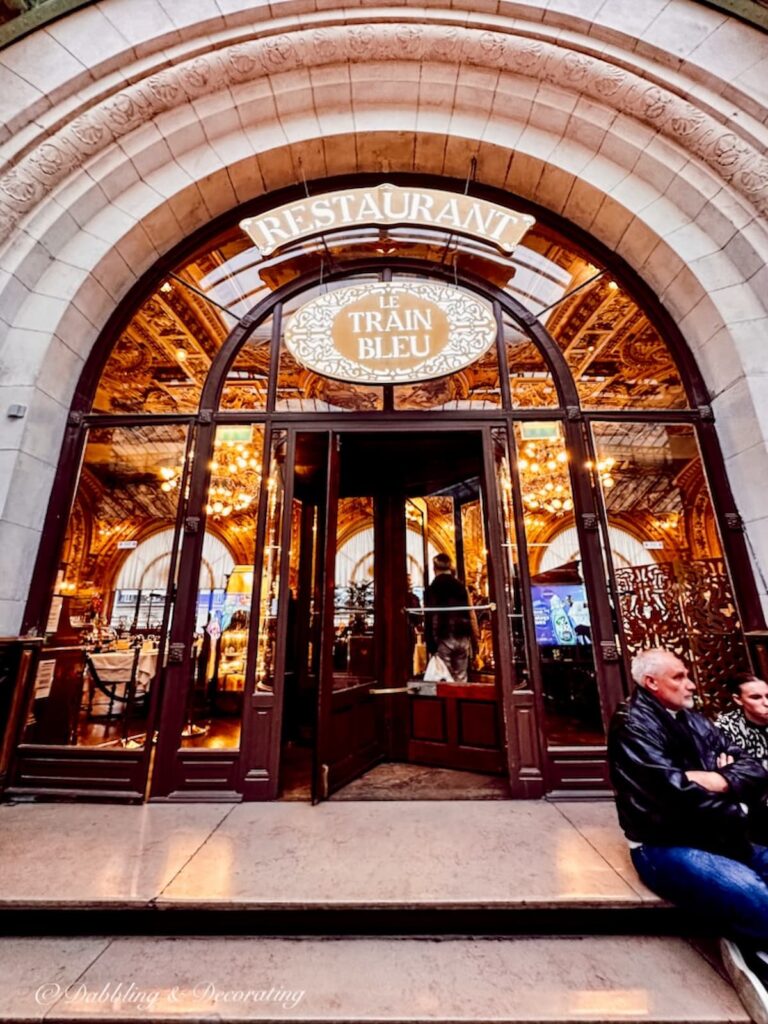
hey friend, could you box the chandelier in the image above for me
[207,440,261,518]
[157,439,261,519]
[518,441,574,515]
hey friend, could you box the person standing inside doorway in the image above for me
[424,553,478,683]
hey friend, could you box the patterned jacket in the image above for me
[717,709,768,765]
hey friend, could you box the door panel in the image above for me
[314,434,386,801]
[402,431,511,778]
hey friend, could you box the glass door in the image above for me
[313,432,387,801]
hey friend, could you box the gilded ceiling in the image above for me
[92,225,688,416]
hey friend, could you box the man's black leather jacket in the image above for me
[608,685,768,857]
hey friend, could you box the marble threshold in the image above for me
[0,799,666,912]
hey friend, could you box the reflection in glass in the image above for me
[180,425,265,750]
[492,428,529,686]
[27,424,188,748]
[254,431,288,693]
[591,422,748,708]
[514,422,604,745]
[502,314,558,408]
[219,316,272,411]
[333,498,376,688]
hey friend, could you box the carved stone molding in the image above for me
[1,20,768,245]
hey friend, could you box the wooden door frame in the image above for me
[14,247,765,800]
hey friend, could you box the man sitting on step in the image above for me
[608,648,768,1024]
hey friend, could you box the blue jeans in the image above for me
[632,843,768,942]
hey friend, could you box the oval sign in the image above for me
[284,282,496,385]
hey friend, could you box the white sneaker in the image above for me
[721,937,768,1024]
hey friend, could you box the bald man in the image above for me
[609,648,768,1024]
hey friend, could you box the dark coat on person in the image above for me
[608,685,768,859]
[423,572,472,655]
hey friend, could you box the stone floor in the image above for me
[0,800,749,1023]
[0,934,747,1022]
[0,799,655,909]
[331,762,512,800]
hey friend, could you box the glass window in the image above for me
[219,315,272,412]
[591,422,749,707]
[91,204,691,418]
[179,424,265,750]
[26,424,188,748]
[502,314,559,408]
[275,278,384,413]
[514,421,604,745]
[254,430,289,693]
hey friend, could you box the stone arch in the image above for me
[1,0,768,632]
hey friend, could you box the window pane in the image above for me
[545,276,688,410]
[591,422,749,708]
[492,428,530,686]
[514,422,604,745]
[254,430,288,693]
[180,425,265,750]
[276,278,384,413]
[219,316,272,412]
[26,424,188,748]
[503,314,558,408]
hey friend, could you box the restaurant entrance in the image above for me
[281,430,513,801]
[9,180,761,804]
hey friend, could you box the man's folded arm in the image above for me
[613,726,749,825]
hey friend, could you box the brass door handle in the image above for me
[368,686,409,695]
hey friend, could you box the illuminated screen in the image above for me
[531,584,591,646]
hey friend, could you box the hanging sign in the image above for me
[284,281,496,384]
[240,184,535,256]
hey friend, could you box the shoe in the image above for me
[720,937,768,1024]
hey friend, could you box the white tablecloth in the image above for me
[89,651,158,689]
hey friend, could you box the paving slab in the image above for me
[0,800,663,911]
[0,935,747,1022]
[158,800,651,909]
[0,937,110,1021]
[553,801,659,902]
[0,802,233,907]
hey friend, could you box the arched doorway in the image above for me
[13,181,760,801]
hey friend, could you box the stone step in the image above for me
[0,801,660,914]
[0,935,746,1023]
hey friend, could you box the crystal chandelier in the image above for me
[206,440,261,518]
[157,440,261,519]
[518,441,574,515]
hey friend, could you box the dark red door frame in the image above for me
[14,249,764,800]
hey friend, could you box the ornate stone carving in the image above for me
[1,18,768,247]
